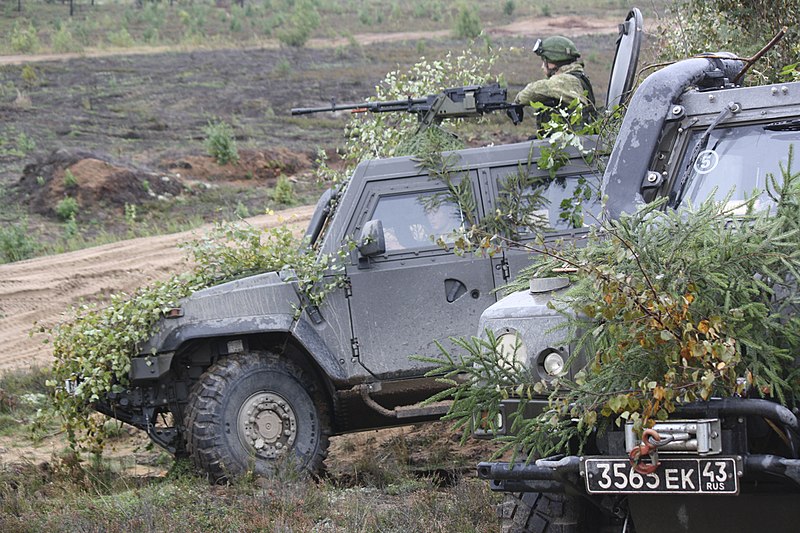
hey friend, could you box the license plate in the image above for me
[582,457,739,494]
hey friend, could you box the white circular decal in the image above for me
[694,149,719,174]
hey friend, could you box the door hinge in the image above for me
[496,256,510,282]
[344,276,353,298]
[350,337,360,359]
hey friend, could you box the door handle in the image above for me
[444,278,467,303]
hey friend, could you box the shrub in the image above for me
[277,0,321,48]
[503,0,515,16]
[453,5,482,40]
[52,25,84,53]
[106,28,135,48]
[63,169,78,188]
[55,197,79,221]
[272,175,296,205]
[235,201,250,218]
[20,65,37,87]
[0,219,39,263]
[203,119,239,165]
[11,20,40,53]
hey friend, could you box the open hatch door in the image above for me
[606,7,644,110]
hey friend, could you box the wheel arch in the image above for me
[166,316,344,406]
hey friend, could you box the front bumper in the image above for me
[478,397,800,493]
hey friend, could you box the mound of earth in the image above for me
[13,147,315,221]
[16,149,184,218]
[164,147,313,183]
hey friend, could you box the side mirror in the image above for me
[357,219,386,257]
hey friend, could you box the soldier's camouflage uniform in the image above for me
[514,61,595,130]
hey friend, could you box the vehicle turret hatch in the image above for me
[605,7,644,110]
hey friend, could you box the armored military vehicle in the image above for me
[475,41,800,533]
[91,12,643,482]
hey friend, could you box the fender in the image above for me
[129,312,347,383]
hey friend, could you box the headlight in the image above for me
[538,348,567,378]
[543,351,565,376]
[496,331,527,369]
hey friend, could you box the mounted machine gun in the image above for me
[291,83,524,133]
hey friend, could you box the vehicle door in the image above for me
[345,172,497,378]
[483,160,604,288]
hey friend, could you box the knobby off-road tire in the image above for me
[184,351,331,483]
[499,492,583,533]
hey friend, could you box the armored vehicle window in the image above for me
[371,191,465,251]
[509,174,602,235]
[671,123,800,212]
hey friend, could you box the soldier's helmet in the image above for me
[533,36,581,64]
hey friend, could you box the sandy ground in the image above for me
[0,206,314,372]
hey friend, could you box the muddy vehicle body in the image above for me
[476,54,800,531]
[96,109,634,483]
[97,140,606,480]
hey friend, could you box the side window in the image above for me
[541,175,603,230]
[499,173,602,237]
[371,191,465,252]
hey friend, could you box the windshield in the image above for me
[670,123,800,212]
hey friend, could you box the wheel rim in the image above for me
[237,391,297,459]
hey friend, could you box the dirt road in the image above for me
[0,16,621,66]
[0,206,314,372]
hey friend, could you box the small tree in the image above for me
[277,0,321,48]
[203,119,239,165]
[453,4,481,40]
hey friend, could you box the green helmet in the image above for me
[533,36,580,64]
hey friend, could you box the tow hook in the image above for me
[628,428,675,475]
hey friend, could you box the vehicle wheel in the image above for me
[184,350,331,482]
[499,492,582,533]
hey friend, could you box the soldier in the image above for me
[514,35,596,132]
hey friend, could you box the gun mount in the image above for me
[291,83,524,133]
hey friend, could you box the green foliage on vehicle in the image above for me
[423,156,800,461]
[46,222,350,451]
[334,48,498,171]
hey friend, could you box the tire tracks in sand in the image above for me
[0,206,314,372]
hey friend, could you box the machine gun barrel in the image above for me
[291,96,430,116]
